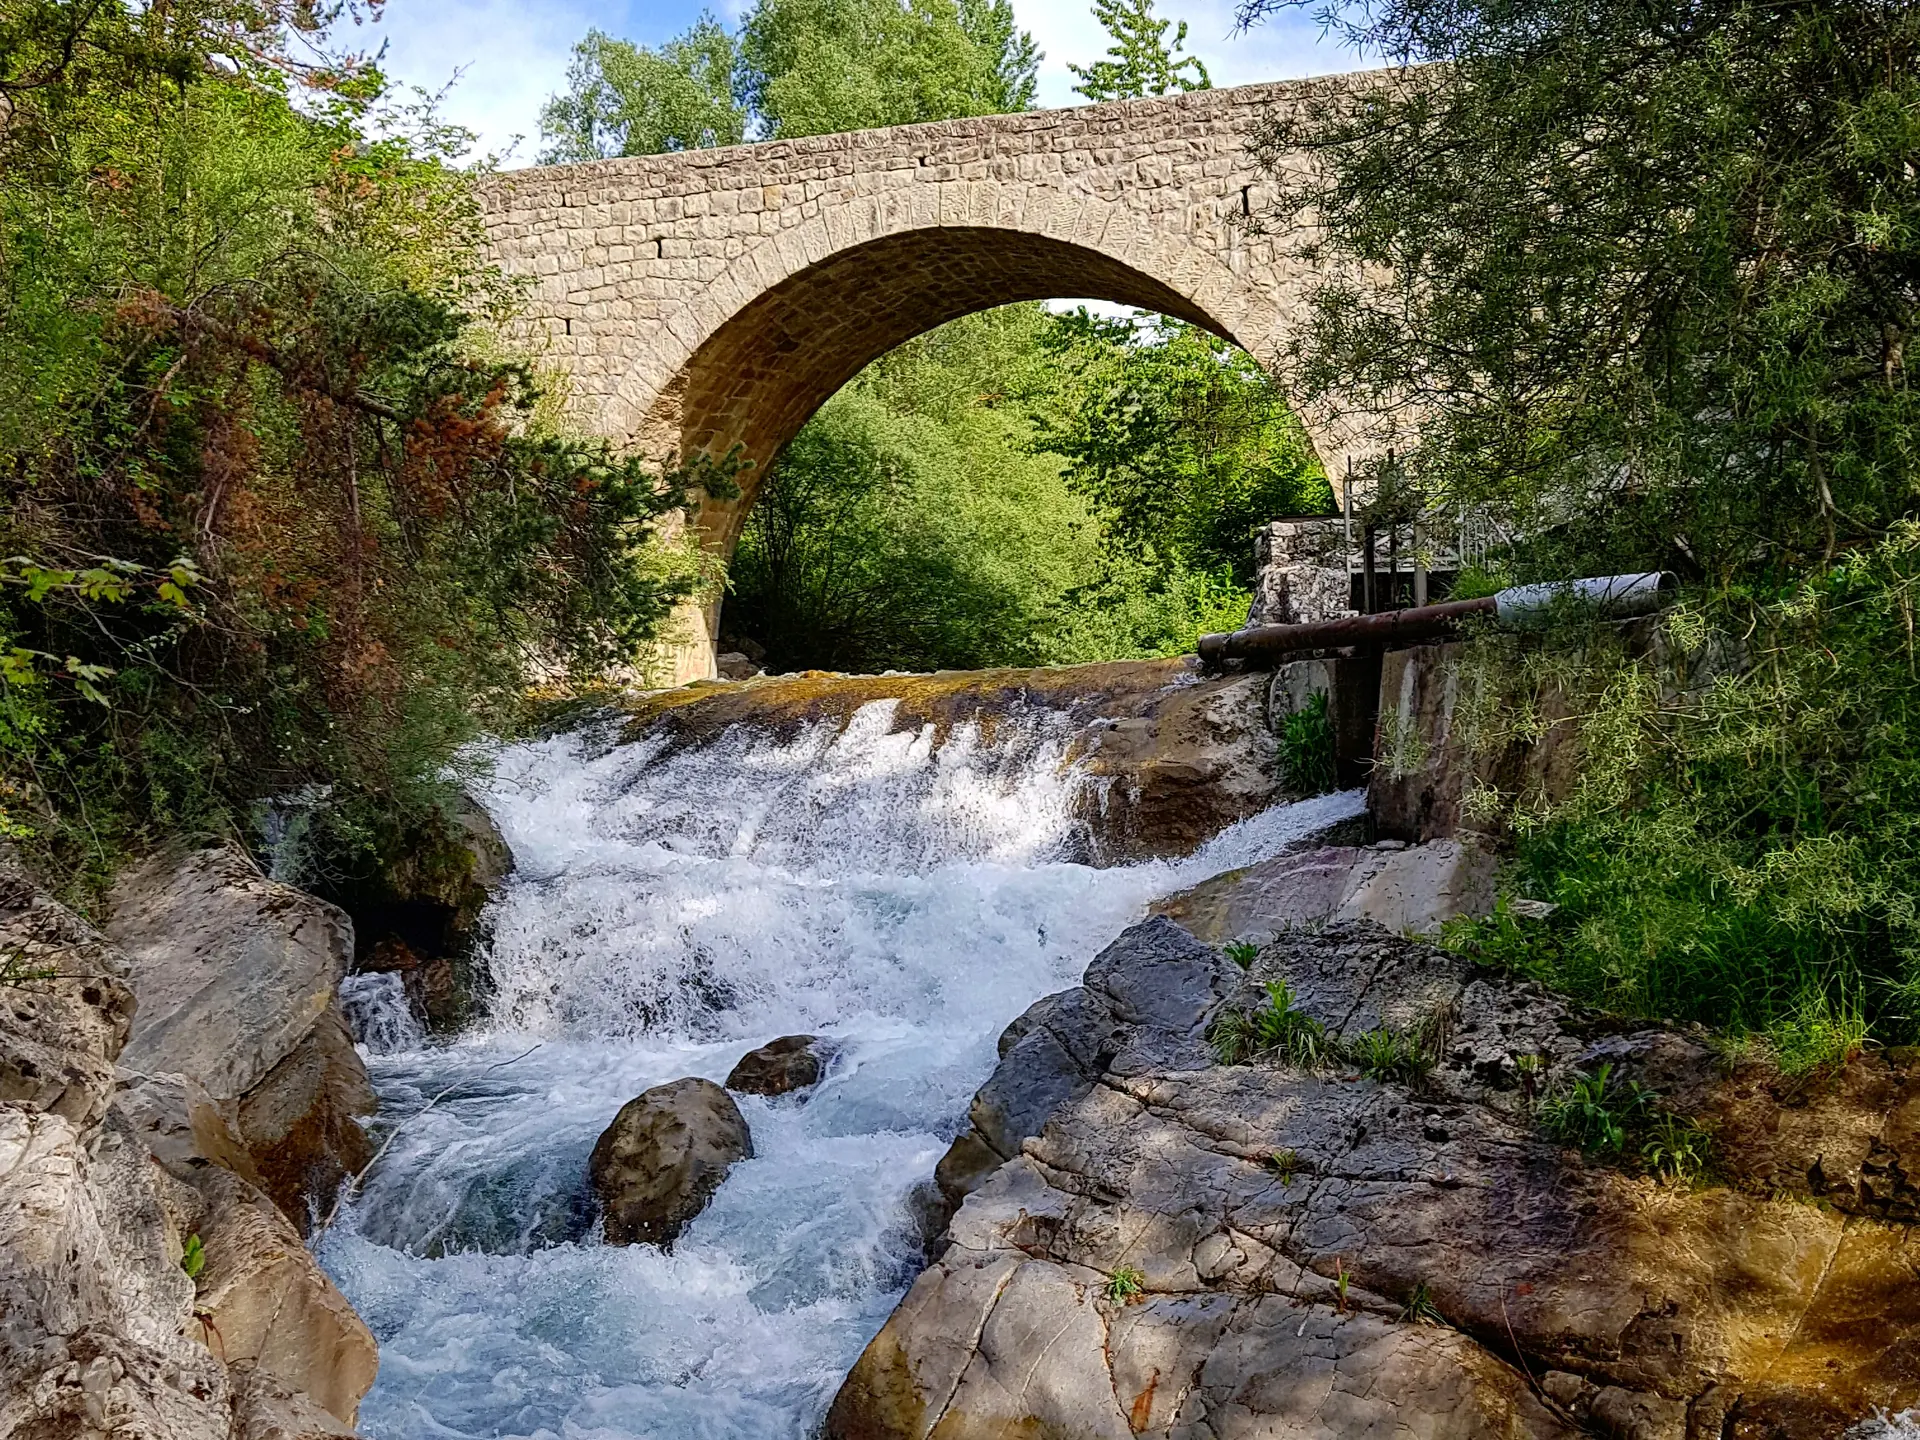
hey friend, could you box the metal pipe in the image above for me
[1198,572,1678,669]
[1494,571,1678,626]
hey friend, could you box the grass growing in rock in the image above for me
[1536,1063,1714,1184]
[1278,691,1338,795]
[1224,940,1261,970]
[1104,1267,1146,1304]
[1263,1148,1302,1185]
[1208,980,1334,1068]
[1345,1026,1437,1088]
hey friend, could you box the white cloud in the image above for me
[369,0,607,164]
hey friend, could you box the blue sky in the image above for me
[362,0,1362,166]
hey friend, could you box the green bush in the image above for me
[0,1,705,896]
[1208,979,1333,1069]
[1278,692,1338,796]
[1438,533,1920,1068]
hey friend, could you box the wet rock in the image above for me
[106,847,375,1228]
[191,1167,379,1426]
[1151,836,1498,943]
[930,918,1218,1214]
[725,1034,831,1096]
[590,1077,753,1248]
[233,1006,375,1228]
[320,794,514,1033]
[830,917,1920,1438]
[228,1363,360,1440]
[1079,671,1283,862]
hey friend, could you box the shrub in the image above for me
[1209,979,1333,1069]
[1344,1025,1435,1088]
[1279,691,1339,796]
[1441,538,1920,1067]
[1537,1064,1655,1156]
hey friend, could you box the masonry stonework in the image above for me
[478,75,1393,678]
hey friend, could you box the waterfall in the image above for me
[318,698,1364,1439]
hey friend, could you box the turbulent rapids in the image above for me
[317,681,1362,1440]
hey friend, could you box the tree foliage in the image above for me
[726,306,1310,674]
[1032,312,1330,581]
[1241,0,1920,584]
[1239,0,1920,1057]
[541,0,1039,159]
[538,18,746,163]
[1069,0,1209,103]
[1,0,708,884]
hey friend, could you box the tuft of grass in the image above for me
[1640,1112,1713,1185]
[1333,1257,1351,1314]
[1538,1063,1656,1155]
[1104,1266,1146,1304]
[1263,1148,1301,1185]
[1513,1050,1546,1105]
[1344,1025,1436,1088]
[1765,985,1869,1076]
[1224,939,1261,971]
[180,1233,206,1281]
[0,947,58,988]
[1398,1281,1445,1326]
[1209,980,1333,1068]
[1279,691,1339,795]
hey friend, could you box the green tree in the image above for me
[1031,312,1330,581]
[1068,0,1209,103]
[1238,0,1920,583]
[726,307,1252,672]
[739,0,1038,137]
[1,0,709,887]
[542,0,1039,159]
[539,18,746,162]
[1236,0,1920,1058]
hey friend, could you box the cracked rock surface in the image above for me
[832,918,1920,1439]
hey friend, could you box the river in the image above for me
[319,696,1362,1440]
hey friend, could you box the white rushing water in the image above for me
[319,698,1363,1440]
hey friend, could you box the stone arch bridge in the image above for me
[478,75,1391,680]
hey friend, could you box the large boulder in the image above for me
[589,1077,753,1248]
[832,918,1920,1438]
[0,847,378,1439]
[725,1034,832,1096]
[316,794,514,1034]
[1150,837,1498,944]
[106,847,374,1227]
[188,1169,379,1426]
[0,1103,234,1440]
[929,917,1218,1222]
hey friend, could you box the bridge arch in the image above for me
[478,78,1402,677]
[608,195,1284,556]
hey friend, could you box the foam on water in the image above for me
[320,698,1364,1440]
